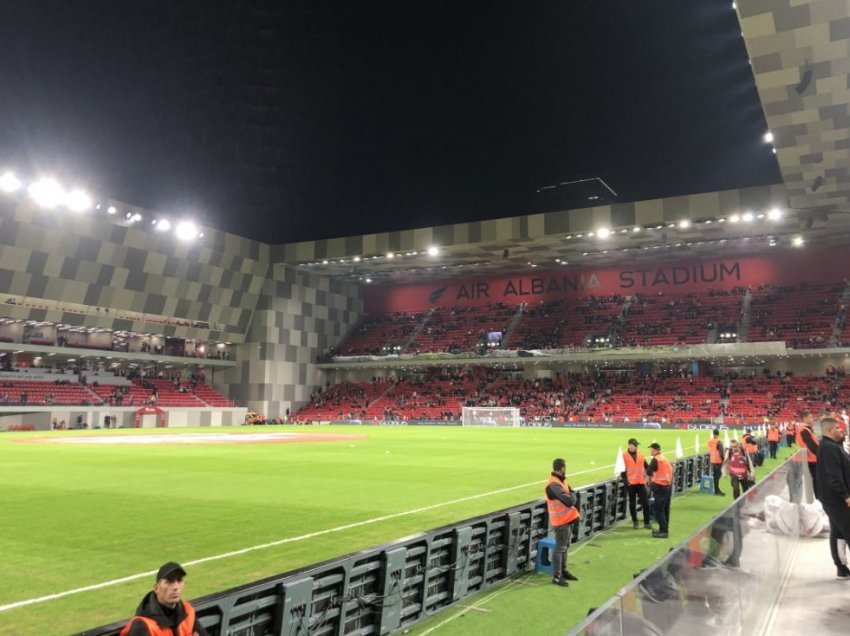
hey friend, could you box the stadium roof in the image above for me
[278,0,850,284]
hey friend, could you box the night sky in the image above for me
[0,1,780,244]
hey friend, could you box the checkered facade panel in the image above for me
[0,200,269,341]
[219,264,362,418]
[739,0,850,211]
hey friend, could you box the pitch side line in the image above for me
[0,462,615,613]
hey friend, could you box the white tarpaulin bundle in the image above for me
[763,495,830,537]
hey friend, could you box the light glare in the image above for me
[427,245,439,256]
[596,227,611,239]
[65,190,92,212]
[767,207,782,220]
[28,178,65,209]
[0,172,22,193]
[175,220,198,241]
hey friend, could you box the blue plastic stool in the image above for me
[534,537,556,575]
[700,475,714,494]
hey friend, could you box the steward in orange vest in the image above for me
[767,423,781,459]
[784,422,796,447]
[546,458,580,587]
[648,443,673,538]
[621,438,652,529]
[795,412,820,499]
[121,562,207,636]
[707,431,726,496]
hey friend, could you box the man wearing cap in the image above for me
[545,458,581,587]
[120,562,208,636]
[621,438,652,530]
[647,443,673,539]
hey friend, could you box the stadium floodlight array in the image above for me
[461,406,521,427]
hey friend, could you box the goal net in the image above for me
[462,406,521,427]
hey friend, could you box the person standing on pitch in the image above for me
[621,438,652,529]
[815,417,850,579]
[545,458,581,587]
[707,429,726,496]
[767,421,781,459]
[121,562,209,636]
[785,420,796,448]
[797,411,820,499]
[647,443,673,539]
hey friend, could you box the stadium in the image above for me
[1,1,850,635]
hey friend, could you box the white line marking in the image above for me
[0,463,615,613]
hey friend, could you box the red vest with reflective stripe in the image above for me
[707,438,722,464]
[651,454,673,486]
[623,451,647,485]
[119,602,196,636]
[796,425,818,463]
[545,475,580,527]
[726,450,750,479]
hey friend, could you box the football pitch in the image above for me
[0,425,754,635]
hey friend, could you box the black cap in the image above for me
[628,438,640,446]
[156,562,187,582]
[649,442,661,450]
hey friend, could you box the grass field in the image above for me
[0,425,788,635]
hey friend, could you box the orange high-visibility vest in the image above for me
[119,602,196,636]
[707,438,722,465]
[767,427,780,442]
[545,475,581,527]
[796,425,818,463]
[785,423,796,436]
[743,436,759,455]
[623,451,647,485]
[651,454,673,486]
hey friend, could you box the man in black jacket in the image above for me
[816,417,850,579]
[121,562,209,636]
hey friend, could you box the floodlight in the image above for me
[353,256,361,262]
[0,172,22,193]
[767,207,782,220]
[596,227,610,239]
[175,220,198,241]
[764,131,774,143]
[365,278,372,283]
[386,252,394,259]
[632,226,641,233]
[107,206,117,214]
[427,245,439,256]
[155,219,171,232]
[742,212,754,222]
[65,190,92,212]
[792,236,804,247]
[678,219,690,229]
[28,178,65,209]
[729,214,741,223]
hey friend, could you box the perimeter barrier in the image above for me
[567,450,808,635]
[81,453,710,636]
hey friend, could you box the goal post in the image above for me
[461,406,521,427]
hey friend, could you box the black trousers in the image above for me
[807,461,818,499]
[823,504,850,568]
[627,482,650,524]
[768,441,778,458]
[730,475,752,499]
[785,434,794,447]
[712,463,723,493]
[651,484,672,533]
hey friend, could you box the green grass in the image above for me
[0,425,781,635]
